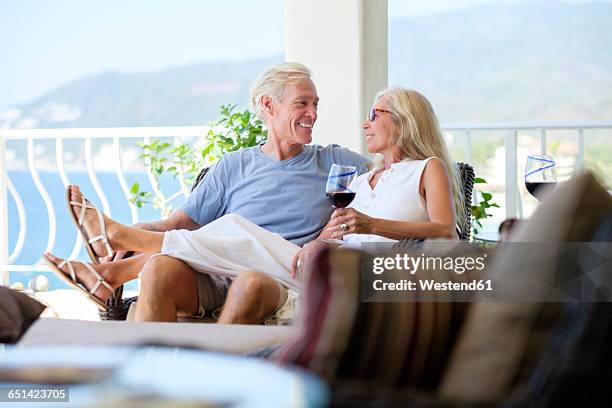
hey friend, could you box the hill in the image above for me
[3,1,611,128]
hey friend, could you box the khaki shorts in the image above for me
[193,273,299,325]
[263,287,299,326]
[193,273,232,318]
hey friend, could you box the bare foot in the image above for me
[44,252,116,303]
[68,185,123,260]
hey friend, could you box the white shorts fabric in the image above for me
[161,212,302,290]
[161,214,302,324]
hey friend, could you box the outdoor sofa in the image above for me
[3,170,610,407]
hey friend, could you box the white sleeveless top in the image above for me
[343,157,435,243]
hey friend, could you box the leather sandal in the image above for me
[66,186,114,263]
[44,255,113,310]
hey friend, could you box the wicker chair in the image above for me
[100,162,475,320]
[392,162,475,252]
[456,162,475,241]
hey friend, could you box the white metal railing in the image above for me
[441,121,612,218]
[1,122,611,285]
[0,126,209,285]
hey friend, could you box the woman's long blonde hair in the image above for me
[374,87,464,229]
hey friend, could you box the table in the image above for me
[0,346,328,407]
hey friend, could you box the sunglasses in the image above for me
[367,108,393,122]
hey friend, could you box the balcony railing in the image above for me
[1,122,611,285]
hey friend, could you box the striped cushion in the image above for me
[279,244,480,391]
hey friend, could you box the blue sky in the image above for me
[0,0,607,110]
[0,0,285,109]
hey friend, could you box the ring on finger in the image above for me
[341,223,349,232]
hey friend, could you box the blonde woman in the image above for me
[293,87,463,272]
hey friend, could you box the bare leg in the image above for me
[44,252,150,302]
[110,225,166,254]
[218,271,283,324]
[69,185,166,255]
[99,253,152,285]
[135,255,199,322]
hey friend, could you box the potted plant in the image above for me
[471,177,500,237]
[130,104,267,216]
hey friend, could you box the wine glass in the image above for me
[525,155,557,201]
[326,164,357,208]
[322,164,357,244]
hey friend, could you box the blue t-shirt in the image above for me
[180,144,370,246]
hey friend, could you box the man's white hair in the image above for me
[250,62,313,120]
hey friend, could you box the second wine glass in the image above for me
[525,154,557,202]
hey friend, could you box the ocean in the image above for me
[6,171,188,291]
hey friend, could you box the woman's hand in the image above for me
[327,208,376,239]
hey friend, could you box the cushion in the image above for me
[504,212,612,407]
[438,171,612,404]
[0,286,46,343]
[278,242,485,392]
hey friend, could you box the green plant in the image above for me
[471,177,500,236]
[130,104,267,215]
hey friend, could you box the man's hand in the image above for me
[327,208,376,239]
[290,239,337,279]
[290,249,304,279]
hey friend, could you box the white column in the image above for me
[285,0,388,154]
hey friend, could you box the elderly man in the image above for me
[47,62,369,324]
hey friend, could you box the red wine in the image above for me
[526,181,557,201]
[327,191,356,208]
